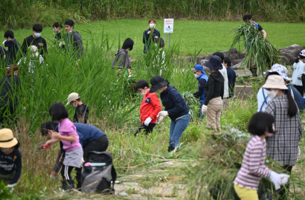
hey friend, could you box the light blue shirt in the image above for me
[257,87,270,112]
[291,61,305,86]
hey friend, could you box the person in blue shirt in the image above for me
[192,64,208,119]
[223,57,236,98]
[143,18,160,53]
[257,64,304,112]
[3,30,20,66]
[40,121,108,190]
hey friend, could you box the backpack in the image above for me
[81,151,117,194]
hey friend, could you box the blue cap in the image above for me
[193,64,205,74]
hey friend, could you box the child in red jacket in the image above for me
[134,80,162,136]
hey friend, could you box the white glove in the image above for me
[201,105,208,114]
[280,175,290,185]
[159,111,168,117]
[7,184,16,193]
[298,146,301,157]
[2,40,6,45]
[157,116,164,123]
[269,171,290,190]
[50,175,55,179]
[144,117,152,126]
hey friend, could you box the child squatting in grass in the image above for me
[134,80,162,136]
[233,112,289,200]
[0,128,22,192]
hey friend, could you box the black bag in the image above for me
[81,151,117,194]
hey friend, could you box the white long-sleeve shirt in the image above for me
[219,64,229,98]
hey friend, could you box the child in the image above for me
[0,128,21,190]
[233,112,289,200]
[134,80,162,136]
[112,38,134,75]
[291,49,305,96]
[46,103,83,190]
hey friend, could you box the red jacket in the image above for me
[140,91,162,124]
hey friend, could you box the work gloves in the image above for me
[201,105,208,114]
[144,117,152,126]
[269,171,290,190]
[157,111,169,123]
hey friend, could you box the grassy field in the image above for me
[0,19,304,57]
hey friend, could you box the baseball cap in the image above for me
[300,49,305,57]
[193,64,205,74]
[66,92,80,105]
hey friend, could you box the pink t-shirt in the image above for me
[58,118,81,152]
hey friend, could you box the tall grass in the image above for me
[1,0,305,29]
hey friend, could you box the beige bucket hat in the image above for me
[262,75,288,90]
[66,92,80,105]
[0,128,18,148]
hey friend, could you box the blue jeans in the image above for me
[169,113,190,148]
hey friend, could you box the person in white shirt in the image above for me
[17,45,44,73]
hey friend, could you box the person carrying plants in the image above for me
[223,57,236,98]
[3,30,21,66]
[134,80,162,136]
[41,121,109,190]
[66,92,89,124]
[64,20,84,59]
[291,49,305,96]
[21,24,48,57]
[201,55,224,131]
[233,112,290,200]
[257,64,304,112]
[150,76,190,152]
[192,64,208,119]
[263,75,302,200]
[143,18,160,53]
[45,103,83,190]
[0,128,22,192]
[242,14,267,77]
[112,38,134,76]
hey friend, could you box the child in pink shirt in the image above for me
[46,103,83,190]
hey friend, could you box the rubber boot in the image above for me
[67,180,75,191]
[76,179,82,191]
[168,146,175,152]
[61,180,69,191]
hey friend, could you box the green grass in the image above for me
[0,19,304,57]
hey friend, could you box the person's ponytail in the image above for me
[287,89,298,117]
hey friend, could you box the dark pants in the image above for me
[278,165,293,200]
[83,135,109,161]
[61,165,74,181]
[134,123,156,136]
[294,85,303,96]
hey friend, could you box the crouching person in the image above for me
[0,128,21,192]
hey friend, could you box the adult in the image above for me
[291,49,305,96]
[3,30,20,66]
[263,75,302,200]
[201,55,224,131]
[0,65,21,124]
[17,45,44,73]
[150,76,190,152]
[257,64,304,112]
[41,121,108,189]
[223,57,236,98]
[192,64,208,119]
[66,92,89,124]
[213,52,229,100]
[143,18,160,53]
[243,14,267,76]
[64,19,84,59]
[21,24,47,57]
[53,22,63,40]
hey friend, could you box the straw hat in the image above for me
[0,128,18,148]
[262,75,288,90]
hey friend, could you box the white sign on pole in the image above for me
[164,18,174,33]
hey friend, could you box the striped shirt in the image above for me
[234,135,270,189]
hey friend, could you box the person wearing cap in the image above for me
[263,75,302,199]
[17,45,44,73]
[213,52,229,101]
[150,76,190,152]
[257,64,304,112]
[223,57,236,98]
[192,64,208,119]
[64,19,84,59]
[243,14,267,76]
[0,128,22,189]
[41,121,108,190]
[143,18,160,54]
[291,49,305,96]
[67,93,89,124]
[3,30,21,66]
[112,38,134,75]
[0,65,21,124]
[201,55,224,131]
[21,24,47,57]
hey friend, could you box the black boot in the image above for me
[67,180,75,191]
[76,179,82,191]
[61,180,69,191]
[168,146,175,152]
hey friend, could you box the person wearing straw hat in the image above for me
[263,75,302,199]
[257,64,304,112]
[66,92,89,124]
[150,75,190,152]
[0,128,22,190]
[201,55,224,131]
